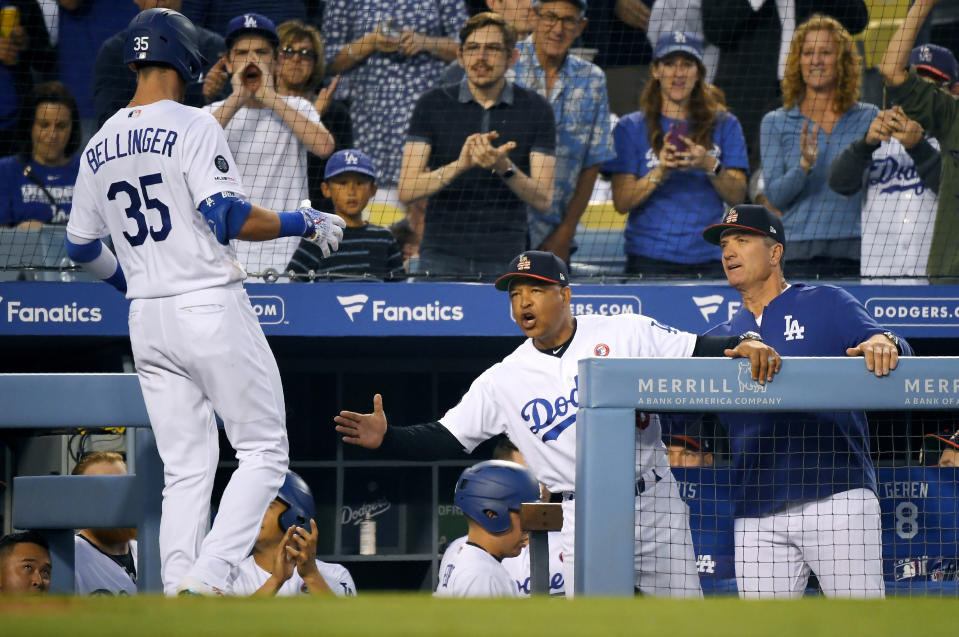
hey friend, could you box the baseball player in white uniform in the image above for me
[231,554,356,597]
[336,251,781,597]
[64,8,344,596]
[439,532,566,597]
[435,460,540,598]
[72,451,138,595]
[75,536,138,596]
[230,471,356,597]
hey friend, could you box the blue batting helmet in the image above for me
[454,460,540,534]
[123,8,205,83]
[277,471,315,531]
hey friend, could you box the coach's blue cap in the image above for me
[494,250,569,291]
[702,204,785,247]
[654,31,703,63]
[225,13,279,50]
[909,44,959,85]
[324,149,377,181]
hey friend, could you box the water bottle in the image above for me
[359,513,376,555]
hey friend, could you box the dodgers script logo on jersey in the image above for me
[521,375,579,443]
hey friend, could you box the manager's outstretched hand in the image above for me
[724,339,782,384]
[335,393,388,448]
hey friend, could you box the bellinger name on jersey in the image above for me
[85,127,179,174]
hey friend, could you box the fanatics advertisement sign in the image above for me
[1,282,958,337]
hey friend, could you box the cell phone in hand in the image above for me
[666,121,689,153]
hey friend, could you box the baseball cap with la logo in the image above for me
[702,204,786,247]
[324,149,377,181]
[495,251,569,290]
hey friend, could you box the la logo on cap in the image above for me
[345,152,358,165]
[243,14,258,28]
[517,254,531,271]
[725,210,738,223]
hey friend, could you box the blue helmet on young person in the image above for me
[454,460,540,533]
[123,8,205,83]
[277,471,315,531]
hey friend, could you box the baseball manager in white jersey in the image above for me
[336,250,781,597]
[64,8,344,596]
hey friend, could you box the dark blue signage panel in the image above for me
[2,282,958,338]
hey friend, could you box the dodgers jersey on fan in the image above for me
[706,283,912,518]
[439,534,565,597]
[67,101,249,298]
[74,536,137,595]
[440,314,697,494]
[861,138,940,278]
[435,542,518,598]
[230,556,356,596]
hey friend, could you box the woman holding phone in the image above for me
[604,31,748,276]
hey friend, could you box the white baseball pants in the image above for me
[129,283,289,595]
[561,468,703,598]
[735,488,885,599]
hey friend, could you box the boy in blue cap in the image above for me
[288,149,403,279]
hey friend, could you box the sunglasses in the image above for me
[280,46,318,61]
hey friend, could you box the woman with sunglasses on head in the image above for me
[0,81,81,229]
[274,20,353,213]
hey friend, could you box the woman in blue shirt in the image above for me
[760,14,876,279]
[604,31,748,277]
[0,81,81,228]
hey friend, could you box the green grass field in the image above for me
[0,595,956,637]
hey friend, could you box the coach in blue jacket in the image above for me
[701,204,910,599]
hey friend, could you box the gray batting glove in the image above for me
[299,205,346,258]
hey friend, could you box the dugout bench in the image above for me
[1,373,163,593]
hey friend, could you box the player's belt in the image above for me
[551,469,663,503]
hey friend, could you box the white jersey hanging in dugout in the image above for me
[67,101,249,299]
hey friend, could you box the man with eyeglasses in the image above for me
[93,0,226,128]
[881,0,959,279]
[205,13,336,277]
[398,12,556,277]
[512,0,615,262]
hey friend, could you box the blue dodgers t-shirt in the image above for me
[603,111,748,264]
[0,155,80,226]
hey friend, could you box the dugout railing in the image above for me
[574,357,959,597]
[0,374,163,593]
